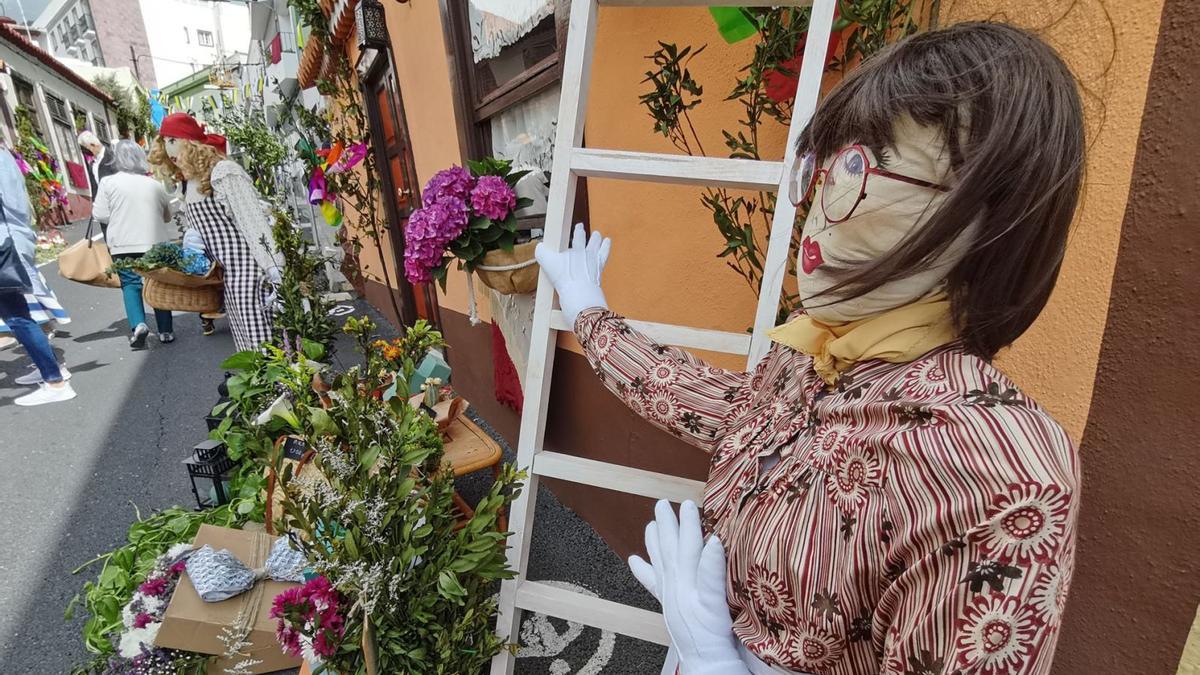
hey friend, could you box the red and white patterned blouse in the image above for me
[575,308,1079,675]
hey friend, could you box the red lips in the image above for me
[801,236,824,274]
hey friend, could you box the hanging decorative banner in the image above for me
[319,201,343,228]
[296,137,365,229]
[709,7,758,43]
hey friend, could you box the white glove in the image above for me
[534,223,611,330]
[630,500,748,675]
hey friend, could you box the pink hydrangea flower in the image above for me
[423,166,474,207]
[470,175,517,221]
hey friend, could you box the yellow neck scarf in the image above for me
[767,295,958,385]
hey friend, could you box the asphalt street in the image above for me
[0,222,664,673]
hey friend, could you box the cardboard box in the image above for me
[155,524,302,674]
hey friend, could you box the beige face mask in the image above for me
[164,136,185,161]
[797,115,973,323]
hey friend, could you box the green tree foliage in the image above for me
[91,74,152,141]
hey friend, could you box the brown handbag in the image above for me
[58,217,120,288]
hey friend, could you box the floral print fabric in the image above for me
[574,308,1080,675]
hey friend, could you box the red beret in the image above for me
[160,113,206,142]
[204,134,228,155]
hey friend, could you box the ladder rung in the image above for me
[552,310,751,355]
[601,1,810,7]
[514,580,670,645]
[571,148,784,190]
[534,451,705,503]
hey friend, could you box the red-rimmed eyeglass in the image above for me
[787,145,949,223]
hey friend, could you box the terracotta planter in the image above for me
[474,240,540,295]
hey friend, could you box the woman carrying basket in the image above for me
[150,113,279,353]
[93,140,176,349]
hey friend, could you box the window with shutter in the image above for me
[45,94,69,125]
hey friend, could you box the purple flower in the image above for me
[471,175,517,221]
[403,201,466,284]
[133,612,155,629]
[434,196,470,242]
[422,166,474,207]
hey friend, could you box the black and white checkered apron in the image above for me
[186,195,273,352]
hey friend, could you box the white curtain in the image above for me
[469,0,556,63]
[489,85,559,221]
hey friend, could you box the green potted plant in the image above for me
[273,317,524,673]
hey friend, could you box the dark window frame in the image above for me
[439,0,570,161]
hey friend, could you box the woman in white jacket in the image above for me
[93,140,175,349]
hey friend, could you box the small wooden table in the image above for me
[441,415,507,531]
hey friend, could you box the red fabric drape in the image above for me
[269,34,283,65]
[66,161,87,189]
[491,322,523,413]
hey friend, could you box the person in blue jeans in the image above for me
[0,148,76,406]
[93,141,175,349]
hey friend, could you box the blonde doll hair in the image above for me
[176,139,223,196]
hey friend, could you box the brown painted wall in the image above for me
[1055,1,1200,672]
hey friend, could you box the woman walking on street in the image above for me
[93,140,176,349]
[0,147,75,406]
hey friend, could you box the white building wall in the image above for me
[138,0,250,88]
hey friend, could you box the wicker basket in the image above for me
[142,265,223,287]
[143,277,222,313]
[475,240,540,295]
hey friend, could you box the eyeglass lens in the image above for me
[821,147,867,222]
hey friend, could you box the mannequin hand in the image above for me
[534,223,611,330]
[630,500,747,675]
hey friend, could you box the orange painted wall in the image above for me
[436,1,1157,443]
[943,0,1165,442]
[347,0,485,321]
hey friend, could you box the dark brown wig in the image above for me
[796,21,1085,359]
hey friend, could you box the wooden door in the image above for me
[363,57,440,327]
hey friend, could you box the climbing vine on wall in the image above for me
[639,2,922,319]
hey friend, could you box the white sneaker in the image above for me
[14,366,72,386]
[130,323,150,349]
[15,382,77,406]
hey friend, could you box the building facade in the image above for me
[138,0,249,90]
[35,0,249,91]
[310,1,1199,672]
[0,17,113,219]
[34,0,155,89]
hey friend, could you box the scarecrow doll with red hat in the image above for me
[150,112,279,351]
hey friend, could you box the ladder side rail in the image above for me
[490,1,600,673]
[747,0,838,366]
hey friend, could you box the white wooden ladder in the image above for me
[491,1,837,672]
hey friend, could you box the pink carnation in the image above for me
[138,576,169,597]
[470,175,517,221]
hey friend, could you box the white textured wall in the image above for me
[137,0,249,88]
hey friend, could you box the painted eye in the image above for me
[842,151,865,175]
